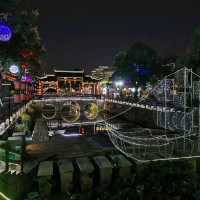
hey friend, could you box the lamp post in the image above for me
[115,81,124,98]
[1,83,12,125]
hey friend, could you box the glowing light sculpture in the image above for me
[105,68,200,162]
[0,23,12,42]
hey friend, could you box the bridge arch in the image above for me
[42,104,57,120]
[61,101,80,123]
[84,102,98,120]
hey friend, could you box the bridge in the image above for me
[0,67,200,177]
[33,96,104,127]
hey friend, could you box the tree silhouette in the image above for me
[0,0,45,75]
[113,42,159,86]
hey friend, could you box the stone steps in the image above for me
[35,154,133,197]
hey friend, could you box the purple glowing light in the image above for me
[0,23,12,42]
[21,75,32,82]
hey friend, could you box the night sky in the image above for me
[29,0,200,72]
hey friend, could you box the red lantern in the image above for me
[14,95,21,103]
[25,95,28,101]
[19,50,33,58]
[29,95,32,100]
[14,81,21,90]
[20,83,25,90]
[20,94,25,101]
[80,127,85,135]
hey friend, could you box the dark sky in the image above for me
[29,0,200,72]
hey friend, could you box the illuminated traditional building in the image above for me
[0,71,34,103]
[1,71,17,81]
[36,69,100,96]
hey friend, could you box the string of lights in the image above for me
[104,68,200,162]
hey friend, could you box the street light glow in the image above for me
[9,64,19,74]
[115,81,123,87]
[131,87,136,93]
[102,87,107,95]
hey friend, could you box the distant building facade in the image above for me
[91,66,115,81]
[36,69,100,96]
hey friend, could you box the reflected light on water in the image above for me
[61,133,82,137]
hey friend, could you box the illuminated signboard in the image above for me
[0,23,12,42]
